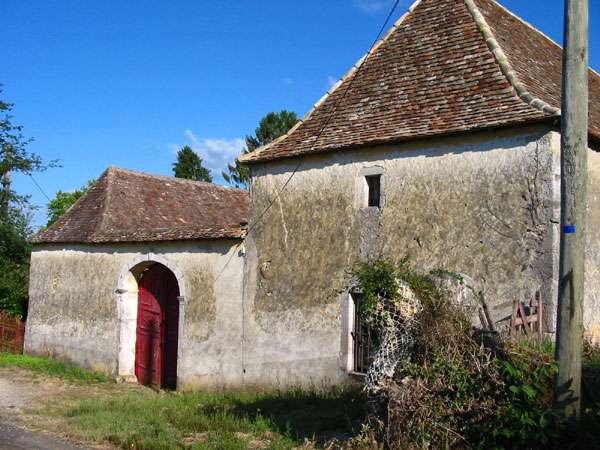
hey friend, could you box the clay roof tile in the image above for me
[240,0,599,164]
[31,167,249,244]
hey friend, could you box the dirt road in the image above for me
[0,367,88,450]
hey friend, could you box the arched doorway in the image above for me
[135,263,180,390]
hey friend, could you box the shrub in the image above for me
[350,259,585,449]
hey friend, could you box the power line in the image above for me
[244,0,403,237]
[28,174,51,202]
[215,0,403,283]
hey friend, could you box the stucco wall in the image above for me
[585,148,600,336]
[243,124,566,387]
[25,239,244,389]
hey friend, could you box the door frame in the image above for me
[115,254,187,388]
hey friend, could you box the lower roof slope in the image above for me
[240,0,599,164]
[32,167,249,244]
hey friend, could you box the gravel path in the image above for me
[0,375,41,412]
[0,368,90,450]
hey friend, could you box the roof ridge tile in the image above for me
[464,0,560,116]
[94,167,113,241]
[31,166,249,244]
[239,0,424,163]
[108,166,245,192]
[239,0,599,164]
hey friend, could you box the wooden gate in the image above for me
[135,264,180,389]
[0,313,25,354]
[511,290,544,341]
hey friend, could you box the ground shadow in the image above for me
[226,387,367,444]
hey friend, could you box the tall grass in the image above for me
[0,353,108,382]
[41,386,365,449]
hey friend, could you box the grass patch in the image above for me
[38,386,365,449]
[0,353,108,382]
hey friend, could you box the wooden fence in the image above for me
[0,313,25,354]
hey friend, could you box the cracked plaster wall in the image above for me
[242,124,586,387]
[25,239,244,389]
[584,148,600,338]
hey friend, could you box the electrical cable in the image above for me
[28,174,51,202]
[215,0,403,283]
[244,0,403,237]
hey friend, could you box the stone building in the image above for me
[26,167,248,390]
[237,0,600,387]
[26,0,600,391]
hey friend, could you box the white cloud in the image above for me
[353,0,386,13]
[178,130,245,177]
[327,75,338,89]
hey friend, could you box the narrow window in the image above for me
[365,175,381,208]
[351,294,375,374]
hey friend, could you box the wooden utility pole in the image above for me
[554,0,589,419]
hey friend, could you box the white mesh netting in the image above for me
[364,281,422,395]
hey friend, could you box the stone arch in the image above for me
[116,253,187,298]
[115,254,187,385]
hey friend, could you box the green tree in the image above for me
[222,110,298,188]
[0,206,31,318]
[46,179,95,227]
[0,85,57,217]
[172,145,212,182]
[0,86,56,318]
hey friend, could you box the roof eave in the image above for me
[241,116,558,165]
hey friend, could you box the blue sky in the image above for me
[2,0,599,227]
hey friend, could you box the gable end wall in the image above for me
[241,124,600,387]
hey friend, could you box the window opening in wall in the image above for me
[352,293,375,374]
[365,174,381,208]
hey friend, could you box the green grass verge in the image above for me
[40,386,365,449]
[0,353,108,382]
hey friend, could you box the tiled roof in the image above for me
[240,0,600,163]
[31,167,249,244]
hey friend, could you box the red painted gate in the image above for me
[135,264,180,389]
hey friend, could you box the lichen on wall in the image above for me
[183,265,217,340]
[248,171,361,326]
[28,250,121,323]
[26,240,244,386]
[584,149,600,337]
[246,126,559,343]
[379,134,557,326]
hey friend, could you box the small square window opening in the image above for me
[365,175,381,208]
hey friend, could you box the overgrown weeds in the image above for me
[0,352,108,382]
[349,259,600,449]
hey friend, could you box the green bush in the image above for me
[0,210,32,319]
[350,259,600,449]
[0,260,29,318]
[472,346,559,448]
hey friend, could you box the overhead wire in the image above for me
[28,174,51,202]
[243,0,403,237]
[212,1,404,382]
[215,0,403,284]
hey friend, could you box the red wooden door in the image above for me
[135,264,180,389]
[161,269,180,390]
